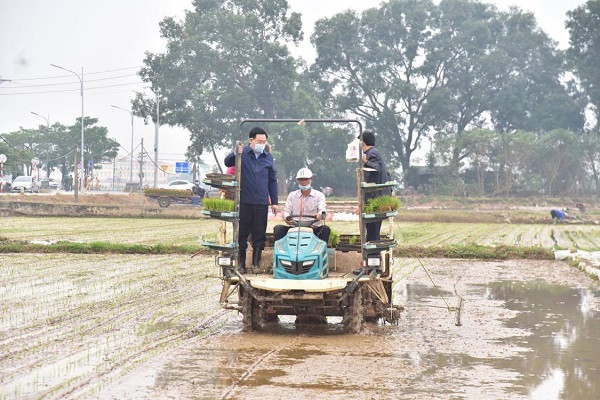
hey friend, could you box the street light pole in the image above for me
[31,112,50,179]
[111,105,134,185]
[50,64,84,192]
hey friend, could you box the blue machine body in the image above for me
[273,227,329,279]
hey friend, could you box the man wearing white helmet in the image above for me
[273,167,330,243]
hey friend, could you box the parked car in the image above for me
[11,176,39,193]
[164,179,195,191]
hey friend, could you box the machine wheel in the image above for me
[158,196,171,208]
[346,286,364,333]
[252,301,266,330]
[241,289,254,332]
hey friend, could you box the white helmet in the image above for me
[296,167,313,179]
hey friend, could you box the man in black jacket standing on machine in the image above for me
[224,127,278,273]
[354,131,391,274]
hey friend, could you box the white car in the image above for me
[12,176,39,193]
[165,180,194,191]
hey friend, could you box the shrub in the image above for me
[364,195,401,213]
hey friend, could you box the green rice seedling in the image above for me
[349,235,358,245]
[328,229,340,248]
[203,198,235,212]
[364,195,401,213]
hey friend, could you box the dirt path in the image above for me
[2,255,599,399]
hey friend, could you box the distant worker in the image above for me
[224,127,278,273]
[85,175,92,191]
[550,209,574,223]
[95,176,100,191]
[274,168,330,243]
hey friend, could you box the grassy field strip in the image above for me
[0,254,228,399]
[0,218,223,246]
[2,217,599,251]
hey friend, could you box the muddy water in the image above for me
[99,260,600,400]
[484,281,600,399]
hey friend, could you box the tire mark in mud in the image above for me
[220,332,308,400]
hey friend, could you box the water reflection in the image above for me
[482,281,600,400]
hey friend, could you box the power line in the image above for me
[142,145,176,175]
[0,81,145,96]
[2,74,140,89]
[7,66,142,82]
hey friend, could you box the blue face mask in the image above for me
[253,143,265,154]
[299,184,311,191]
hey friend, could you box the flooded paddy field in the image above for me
[1,254,599,399]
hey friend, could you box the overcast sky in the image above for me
[0,0,587,167]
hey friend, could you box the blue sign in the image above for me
[175,162,189,173]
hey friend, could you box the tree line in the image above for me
[129,0,600,196]
[0,117,119,183]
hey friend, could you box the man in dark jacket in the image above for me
[361,130,391,243]
[224,127,278,273]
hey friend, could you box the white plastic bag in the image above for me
[346,138,360,162]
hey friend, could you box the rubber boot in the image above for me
[251,248,262,273]
[237,249,247,274]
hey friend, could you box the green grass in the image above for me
[0,239,205,255]
[396,244,554,260]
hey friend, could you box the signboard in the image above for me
[0,154,6,163]
[160,165,169,172]
[175,162,189,173]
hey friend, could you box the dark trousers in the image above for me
[238,203,269,252]
[273,224,331,244]
[366,220,382,242]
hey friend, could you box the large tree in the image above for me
[0,118,119,181]
[312,0,443,175]
[133,0,304,170]
[567,0,600,125]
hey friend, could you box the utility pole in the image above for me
[112,157,116,191]
[153,89,160,188]
[139,138,144,207]
[74,146,79,202]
